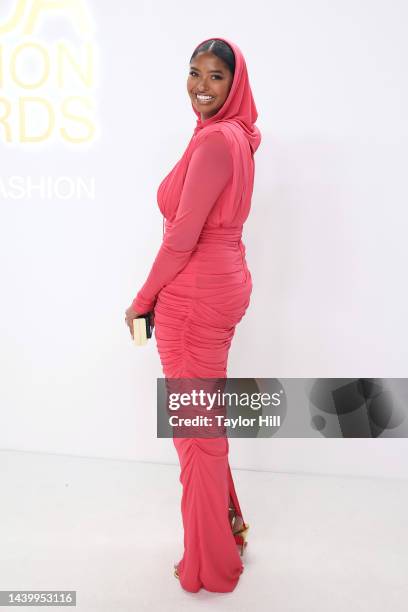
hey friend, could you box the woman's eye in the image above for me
[188,71,221,79]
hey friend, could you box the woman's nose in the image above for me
[197,78,210,91]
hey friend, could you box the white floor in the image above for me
[0,450,407,612]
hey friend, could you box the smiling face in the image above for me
[187,51,234,121]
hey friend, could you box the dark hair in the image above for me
[190,39,235,77]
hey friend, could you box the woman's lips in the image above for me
[195,94,215,104]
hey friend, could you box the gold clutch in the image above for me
[133,314,153,346]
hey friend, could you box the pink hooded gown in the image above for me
[131,37,261,593]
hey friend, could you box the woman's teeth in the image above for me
[196,94,214,104]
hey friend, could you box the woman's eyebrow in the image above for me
[189,66,224,74]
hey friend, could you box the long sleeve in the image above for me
[131,131,233,313]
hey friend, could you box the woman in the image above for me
[125,37,261,593]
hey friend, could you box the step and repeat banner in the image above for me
[1,0,407,474]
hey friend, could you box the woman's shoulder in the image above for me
[187,128,233,182]
[193,122,251,157]
[192,128,233,166]
[194,126,230,149]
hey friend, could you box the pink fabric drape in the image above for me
[131,37,261,593]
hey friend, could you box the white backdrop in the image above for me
[1,0,407,479]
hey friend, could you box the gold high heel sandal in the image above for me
[234,523,250,555]
[229,505,250,556]
[173,507,249,578]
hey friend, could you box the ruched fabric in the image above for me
[155,229,252,592]
[131,36,261,593]
[154,225,252,379]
